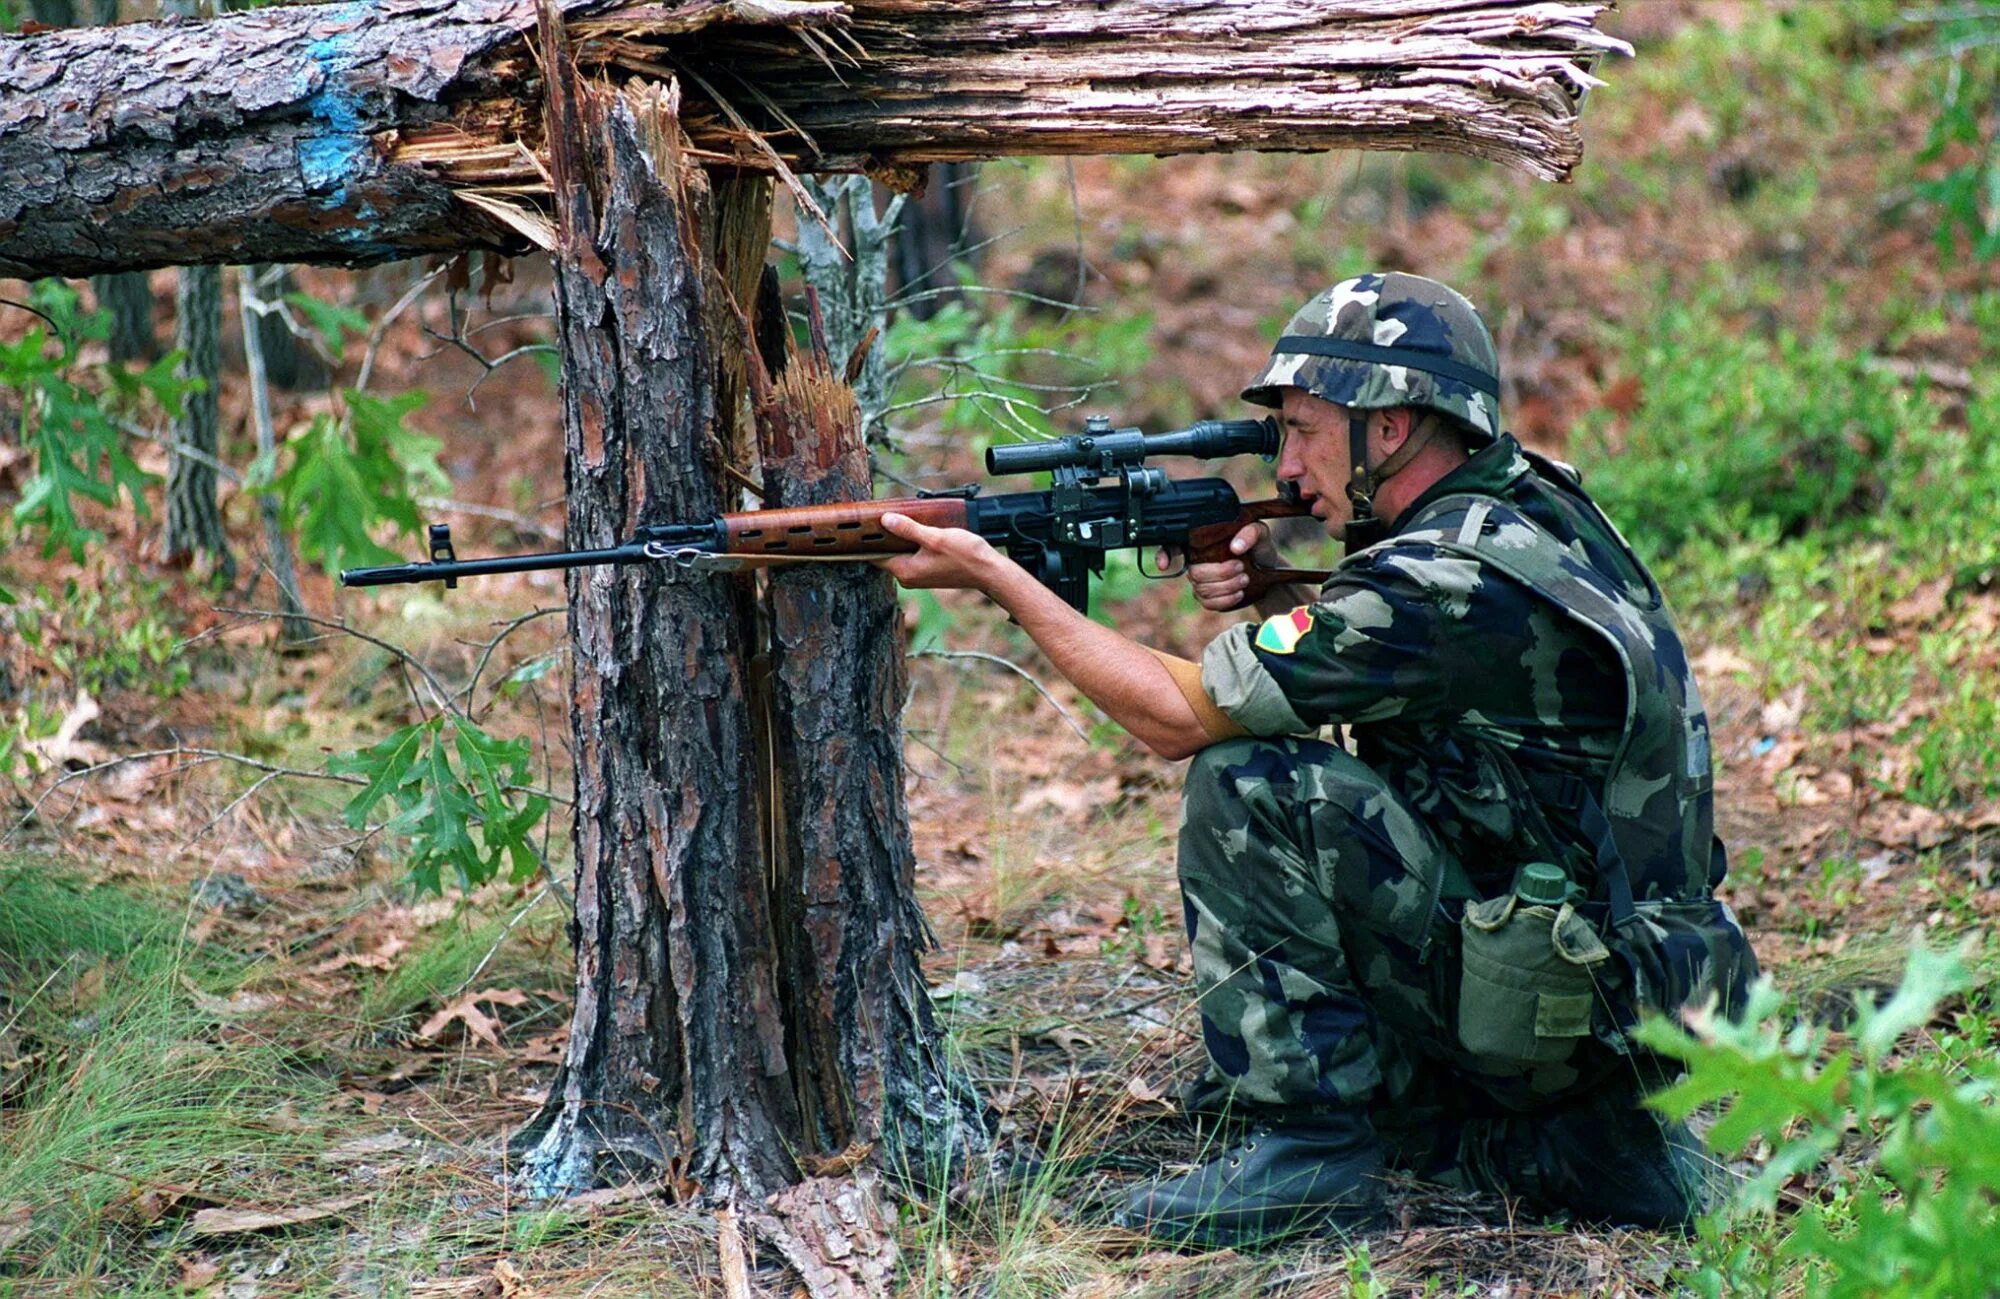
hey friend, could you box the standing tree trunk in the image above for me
[250,267,329,392]
[24,0,76,26]
[93,271,158,364]
[516,2,980,1214]
[750,285,986,1188]
[163,265,232,580]
[514,19,797,1198]
[798,176,899,447]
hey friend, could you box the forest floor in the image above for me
[5,0,2000,1295]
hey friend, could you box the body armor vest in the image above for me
[1364,456,1756,1025]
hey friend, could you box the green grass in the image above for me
[357,908,516,1033]
[0,859,328,1288]
[0,862,185,980]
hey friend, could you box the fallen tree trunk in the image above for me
[0,0,1629,278]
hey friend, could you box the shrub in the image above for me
[1577,297,1929,560]
[1641,940,2000,1298]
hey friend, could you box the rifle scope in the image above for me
[985,416,1278,477]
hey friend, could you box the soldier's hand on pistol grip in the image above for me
[1171,522,1279,613]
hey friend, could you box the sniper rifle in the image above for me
[339,415,1331,613]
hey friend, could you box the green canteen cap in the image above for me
[1515,862,1572,907]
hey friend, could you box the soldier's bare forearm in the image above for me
[983,564,1214,761]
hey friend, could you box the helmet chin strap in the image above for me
[1341,411,1437,555]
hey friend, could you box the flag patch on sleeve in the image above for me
[1253,605,1315,655]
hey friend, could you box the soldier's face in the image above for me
[1275,389,1357,535]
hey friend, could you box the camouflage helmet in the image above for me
[1241,272,1502,442]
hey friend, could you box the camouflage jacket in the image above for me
[1202,436,1756,1018]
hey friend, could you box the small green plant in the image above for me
[1578,292,1928,560]
[0,697,63,788]
[1,281,193,572]
[1915,2,2000,262]
[6,568,192,697]
[1905,672,2000,809]
[1098,895,1168,963]
[258,388,448,574]
[1642,939,2000,1298]
[329,713,550,895]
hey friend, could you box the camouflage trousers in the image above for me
[1177,735,1710,1224]
[1178,735,1632,1114]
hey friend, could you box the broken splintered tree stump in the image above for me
[509,4,979,1204]
[0,0,1631,278]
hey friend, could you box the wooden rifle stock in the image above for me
[716,495,969,560]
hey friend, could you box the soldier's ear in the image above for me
[1376,407,1413,451]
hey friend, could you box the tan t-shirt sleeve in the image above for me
[1145,648,1248,744]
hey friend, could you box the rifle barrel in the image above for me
[340,542,659,587]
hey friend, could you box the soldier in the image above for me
[878,272,1758,1247]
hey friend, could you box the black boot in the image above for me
[1174,1074,1252,1137]
[1530,1086,1711,1230]
[1445,1084,1710,1230]
[1119,1109,1388,1249]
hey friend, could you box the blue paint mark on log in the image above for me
[297,0,393,250]
[300,0,373,194]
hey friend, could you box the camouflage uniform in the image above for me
[1179,274,1758,1218]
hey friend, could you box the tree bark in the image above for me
[512,16,799,1199]
[797,175,895,446]
[749,283,986,1188]
[91,271,158,364]
[163,264,232,579]
[0,0,1629,277]
[43,0,159,363]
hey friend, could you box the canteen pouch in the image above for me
[1457,893,1611,1069]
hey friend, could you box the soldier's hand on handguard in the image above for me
[1173,522,1280,614]
[876,512,1010,593]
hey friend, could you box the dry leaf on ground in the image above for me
[180,977,281,1017]
[1886,576,1950,626]
[417,988,529,1048]
[1693,645,1755,678]
[310,935,408,975]
[0,1202,32,1252]
[317,1131,415,1165]
[563,1180,662,1213]
[1861,801,1954,851]
[175,1255,222,1292]
[189,1194,369,1237]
